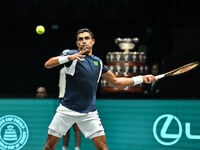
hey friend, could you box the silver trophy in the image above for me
[115,38,139,52]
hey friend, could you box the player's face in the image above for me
[76,32,95,55]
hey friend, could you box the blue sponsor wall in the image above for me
[0,99,200,150]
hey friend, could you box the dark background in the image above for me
[0,0,200,98]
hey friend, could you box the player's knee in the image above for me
[97,144,108,150]
[43,143,57,150]
[43,144,54,150]
[96,141,108,150]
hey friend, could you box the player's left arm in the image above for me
[101,70,157,87]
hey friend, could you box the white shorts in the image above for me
[48,104,105,139]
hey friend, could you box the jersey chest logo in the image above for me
[94,61,99,66]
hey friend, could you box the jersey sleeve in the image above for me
[102,63,109,74]
[60,49,71,56]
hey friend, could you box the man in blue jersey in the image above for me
[43,28,157,150]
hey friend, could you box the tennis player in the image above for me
[43,28,157,150]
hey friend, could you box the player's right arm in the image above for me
[44,49,88,69]
[102,70,157,87]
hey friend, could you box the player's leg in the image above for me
[45,104,74,150]
[43,134,60,150]
[91,135,108,150]
[62,131,70,150]
[77,110,108,150]
[73,123,81,150]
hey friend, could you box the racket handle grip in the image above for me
[155,74,165,80]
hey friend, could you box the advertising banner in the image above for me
[0,99,200,150]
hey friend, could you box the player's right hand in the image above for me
[142,75,157,84]
[68,49,89,61]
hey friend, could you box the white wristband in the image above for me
[155,74,165,80]
[132,75,143,86]
[58,56,69,64]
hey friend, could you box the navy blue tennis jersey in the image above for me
[60,49,108,113]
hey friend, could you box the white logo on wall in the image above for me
[153,114,200,146]
[0,115,29,150]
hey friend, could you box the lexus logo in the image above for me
[153,114,200,146]
[153,114,182,145]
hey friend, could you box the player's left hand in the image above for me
[142,75,157,84]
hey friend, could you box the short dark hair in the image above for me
[76,28,94,39]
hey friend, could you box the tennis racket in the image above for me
[155,61,199,80]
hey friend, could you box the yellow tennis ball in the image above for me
[36,25,45,34]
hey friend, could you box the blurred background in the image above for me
[0,0,200,98]
[1,1,200,150]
